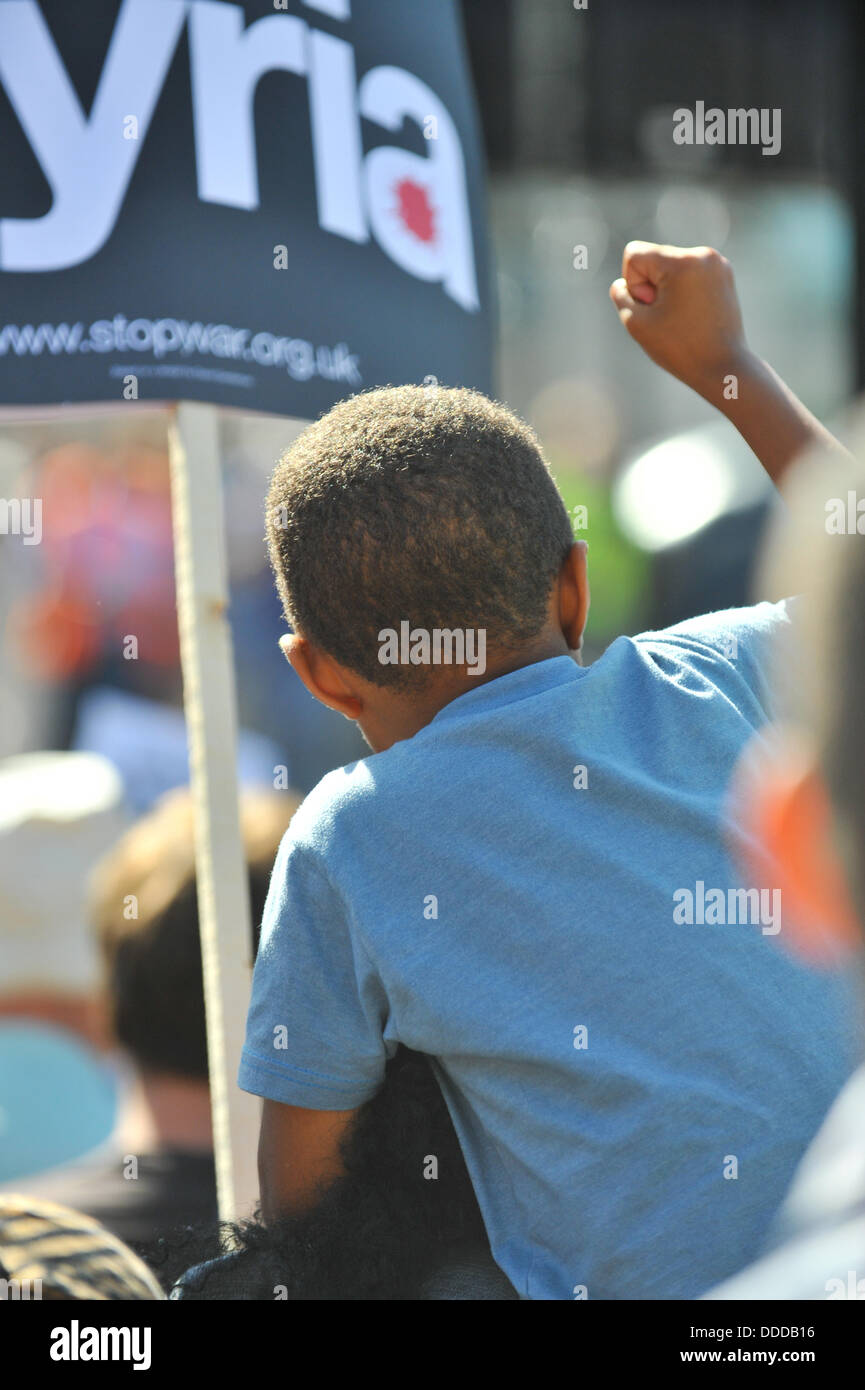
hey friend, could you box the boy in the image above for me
[239,243,858,1299]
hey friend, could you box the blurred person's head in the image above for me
[266,385,588,753]
[91,788,298,1086]
[732,439,865,963]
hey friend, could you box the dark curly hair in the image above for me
[266,385,574,690]
[140,1047,514,1300]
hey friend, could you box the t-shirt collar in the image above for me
[428,653,584,727]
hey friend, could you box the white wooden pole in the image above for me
[167,399,259,1224]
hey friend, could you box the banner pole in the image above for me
[167,399,260,1226]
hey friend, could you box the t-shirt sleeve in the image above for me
[237,834,390,1110]
[636,598,795,723]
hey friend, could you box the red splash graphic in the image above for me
[394,178,436,243]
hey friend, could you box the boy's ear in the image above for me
[558,541,590,652]
[279,634,364,721]
[731,728,861,964]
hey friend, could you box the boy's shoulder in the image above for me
[282,746,414,864]
[581,599,794,736]
[628,598,794,697]
[285,759,374,851]
[632,598,794,658]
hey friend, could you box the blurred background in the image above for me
[465,0,860,641]
[0,0,860,1222]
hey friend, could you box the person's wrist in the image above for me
[692,343,759,410]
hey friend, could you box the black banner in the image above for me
[0,0,493,414]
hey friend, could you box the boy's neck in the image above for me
[365,630,577,752]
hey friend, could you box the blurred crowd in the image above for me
[0,428,355,1299]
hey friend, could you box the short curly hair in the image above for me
[266,385,574,689]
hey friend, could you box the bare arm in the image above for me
[257,1098,360,1223]
[609,241,849,488]
[707,351,846,487]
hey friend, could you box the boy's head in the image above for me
[734,436,865,962]
[266,385,588,751]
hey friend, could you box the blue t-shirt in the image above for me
[239,602,858,1299]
